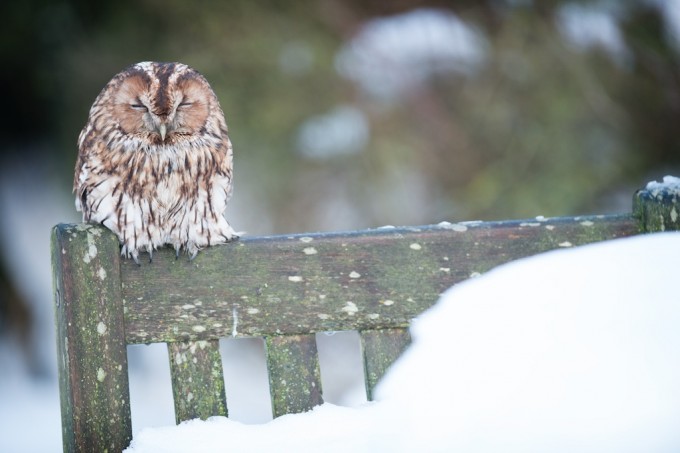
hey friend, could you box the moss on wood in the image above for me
[168,339,227,423]
[115,214,638,344]
[634,185,680,232]
[265,334,323,417]
[360,328,411,400]
[51,224,131,453]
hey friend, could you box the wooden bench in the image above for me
[51,183,679,452]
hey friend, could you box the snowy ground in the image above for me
[126,233,680,453]
[1,164,679,451]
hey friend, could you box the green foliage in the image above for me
[4,0,680,233]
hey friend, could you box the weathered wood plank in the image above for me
[51,224,132,453]
[168,339,228,423]
[634,184,680,232]
[265,334,323,417]
[118,214,638,343]
[360,328,411,401]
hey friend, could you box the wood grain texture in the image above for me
[265,334,323,417]
[168,339,228,423]
[52,224,132,453]
[118,214,639,344]
[360,328,411,401]
[634,185,680,232]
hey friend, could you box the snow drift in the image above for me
[127,232,680,453]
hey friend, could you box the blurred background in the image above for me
[1,0,680,451]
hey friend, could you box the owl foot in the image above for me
[222,232,241,242]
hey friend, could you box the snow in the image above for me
[126,232,680,453]
[646,175,680,193]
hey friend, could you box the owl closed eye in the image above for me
[75,61,237,264]
[111,68,211,145]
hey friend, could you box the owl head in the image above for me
[92,61,224,146]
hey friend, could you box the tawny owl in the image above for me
[74,61,237,263]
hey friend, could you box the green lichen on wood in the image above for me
[360,328,411,401]
[265,334,323,417]
[51,224,131,453]
[52,186,660,451]
[168,339,227,423]
[115,214,638,344]
[634,185,680,232]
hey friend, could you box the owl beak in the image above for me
[158,123,168,142]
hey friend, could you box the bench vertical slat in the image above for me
[360,328,411,401]
[168,339,228,423]
[51,224,132,452]
[265,334,323,417]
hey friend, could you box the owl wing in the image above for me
[73,122,111,221]
[73,124,90,213]
[217,130,234,200]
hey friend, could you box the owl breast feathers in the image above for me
[74,61,237,263]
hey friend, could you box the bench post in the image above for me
[634,181,680,232]
[51,224,132,452]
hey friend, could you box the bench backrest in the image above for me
[51,185,678,452]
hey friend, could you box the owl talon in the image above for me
[221,233,240,242]
[132,255,141,266]
[175,248,180,260]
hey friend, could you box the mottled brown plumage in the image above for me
[74,62,237,263]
